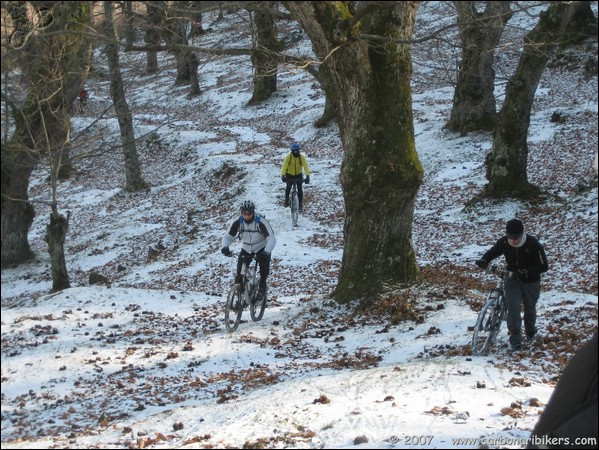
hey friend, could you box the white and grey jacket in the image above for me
[222,214,276,254]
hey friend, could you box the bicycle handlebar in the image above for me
[227,252,259,261]
[485,264,514,278]
[285,178,304,184]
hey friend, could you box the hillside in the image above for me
[1,3,598,449]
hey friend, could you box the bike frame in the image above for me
[471,266,510,355]
[287,178,303,227]
[224,253,267,332]
[241,255,259,303]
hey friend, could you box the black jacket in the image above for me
[481,233,548,282]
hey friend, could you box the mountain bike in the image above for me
[471,265,512,355]
[288,177,303,227]
[224,253,267,332]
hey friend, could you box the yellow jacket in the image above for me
[281,153,310,177]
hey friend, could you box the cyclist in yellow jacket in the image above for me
[280,143,310,212]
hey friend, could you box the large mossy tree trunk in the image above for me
[484,1,589,198]
[446,1,512,134]
[1,143,36,267]
[287,1,422,304]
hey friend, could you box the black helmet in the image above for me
[240,200,255,214]
[290,142,300,152]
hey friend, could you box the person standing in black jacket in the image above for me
[476,218,549,351]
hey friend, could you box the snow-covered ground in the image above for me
[2,3,597,449]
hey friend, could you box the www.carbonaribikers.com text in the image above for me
[451,435,597,447]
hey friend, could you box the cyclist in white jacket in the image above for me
[221,200,276,300]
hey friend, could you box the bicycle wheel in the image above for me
[291,192,299,227]
[224,283,243,332]
[495,295,507,331]
[472,297,498,355]
[250,288,267,321]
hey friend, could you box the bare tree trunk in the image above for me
[287,1,422,304]
[145,45,159,74]
[45,210,70,291]
[165,19,191,85]
[248,1,279,105]
[446,1,512,134]
[189,52,201,96]
[189,1,205,37]
[314,66,336,127]
[123,1,137,46]
[145,1,164,74]
[161,4,200,90]
[104,1,149,192]
[484,1,588,198]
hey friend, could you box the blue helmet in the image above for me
[290,142,300,152]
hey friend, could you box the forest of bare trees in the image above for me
[1,1,596,302]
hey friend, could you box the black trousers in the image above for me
[285,175,304,205]
[237,249,270,286]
